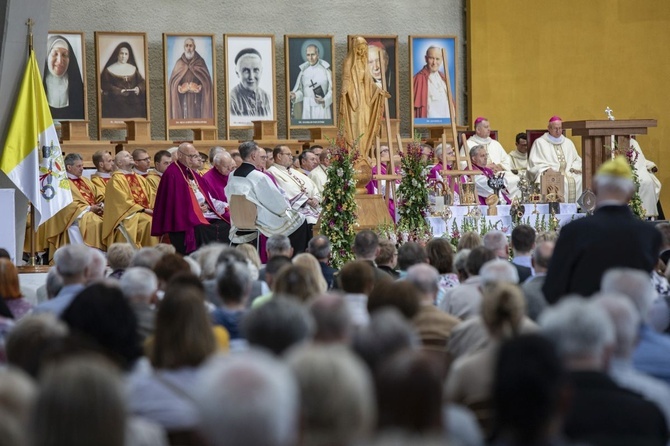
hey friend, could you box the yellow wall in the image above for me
[468,0,670,210]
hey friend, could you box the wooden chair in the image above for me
[459,130,498,141]
[525,129,547,159]
[526,129,566,158]
[526,129,567,186]
[228,195,260,251]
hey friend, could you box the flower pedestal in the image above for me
[354,194,393,230]
[352,157,393,230]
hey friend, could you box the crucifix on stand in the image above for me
[430,47,481,208]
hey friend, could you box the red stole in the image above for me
[70,178,96,205]
[125,174,150,208]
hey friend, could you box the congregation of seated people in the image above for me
[2,148,670,446]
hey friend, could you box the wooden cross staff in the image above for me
[433,47,480,203]
[371,46,401,212]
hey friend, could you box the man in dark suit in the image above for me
[511,224,536,277]
[307,235,338,290]
[543,156,662,304]
[353,230,392,284]
[521,240,555,321]
[483,230,532,283]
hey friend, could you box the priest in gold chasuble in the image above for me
[44,153,105,258]
[102,150,158,248]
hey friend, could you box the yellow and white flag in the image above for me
[0,49,72,228]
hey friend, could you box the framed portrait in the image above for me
[224,34,276,130]
[347,35,399,120]
[409,35,457,131]
[285,35,336,133]
[163,34,217,134]
[95,32,150,133]
[45,31,87,121]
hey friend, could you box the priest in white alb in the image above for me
[465,117,520,198]
[268,145,322,227]
[309,150,330,195]
[528,116,583,203]
[509,132,529,173]
[629,136,662,218]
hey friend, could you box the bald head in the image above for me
[115,150,134,171]
[177,143,200,169]
[213,151,236,176]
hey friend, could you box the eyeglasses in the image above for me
[281,152,293,156]
[136,157,151,162]
[178,151,200,160]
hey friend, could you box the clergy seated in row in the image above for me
[90,149,115,197]
[203,151,236,202]
[464,117,520,199]
[268,145,322,229]
[43,153,105,256]
[145,150,172,198]
[427,143,467,198]
[225,141,310,254]
[198,152,212,175]
[101,150,158,249]
[428,143,455,182]
[508,132,529,173]
[366,145,399,221]
[152,143,231,255]
[309,150,330,195]
[628,136,662,218]
[298,149,319,176]
[263,147,274,171]
[528,116,583,203]
[132,148,151,179]
[470,145,511,205]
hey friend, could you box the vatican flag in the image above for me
[0,50,72,228]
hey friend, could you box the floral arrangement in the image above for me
[376,221,398,245]
[396,140,433,244]
[320,134,358,268]
[445,213,569,250]
[611,141,646,219]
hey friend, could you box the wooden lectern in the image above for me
[562,119,657,190]
[59,121,90,141]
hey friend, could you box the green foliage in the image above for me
[319,135,357,268]
[396,140,432,243]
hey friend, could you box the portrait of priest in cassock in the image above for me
[152,143,230,255]
[168,37,214,121]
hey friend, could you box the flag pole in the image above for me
[26,18,37,266]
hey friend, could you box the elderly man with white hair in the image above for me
[120,267,159,341]
[33,244,92,316]
[87,249,107,283]
[540,297,668,445]
[594,293,670,427]
[465,117,520,198]
[195,349,299,446]
[601,268,670,385]
[483,230,531,283]
[406,264,461,354]
[439,246,496,320]
[543,157,661,304]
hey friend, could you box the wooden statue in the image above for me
[339,36,390,161]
